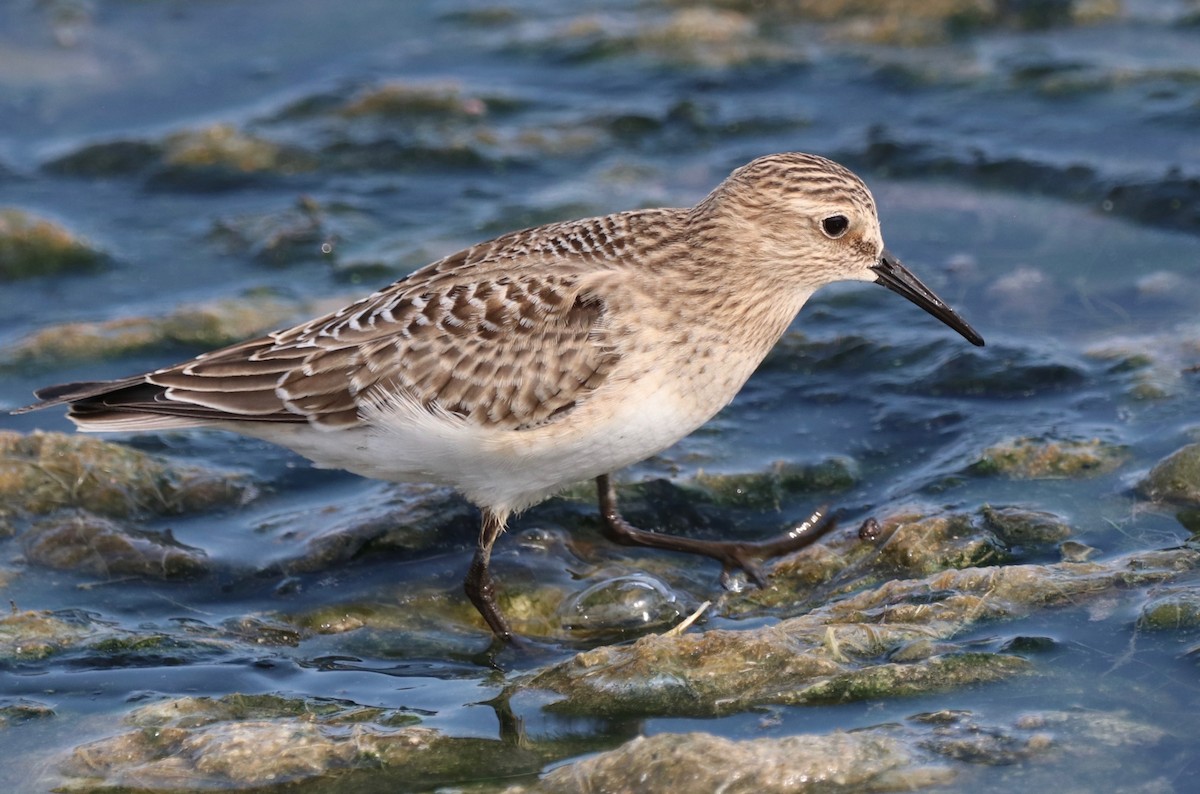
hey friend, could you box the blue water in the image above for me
[2,2,1199,790]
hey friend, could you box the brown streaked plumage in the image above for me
[15,153,984,643]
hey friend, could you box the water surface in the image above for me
[1,2,1198,791]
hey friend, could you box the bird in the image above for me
[15,153,984,643]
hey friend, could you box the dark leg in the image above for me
[595,473,837,588]
[464,509,513,642]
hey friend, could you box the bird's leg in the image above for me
[464,509,514,642]
[595,473,837,588]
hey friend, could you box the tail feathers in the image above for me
[66,411,211,432]
[11,376,148,414]
[11,377,212,431]
[13,375,309,431]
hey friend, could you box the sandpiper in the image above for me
[17,153,983,642]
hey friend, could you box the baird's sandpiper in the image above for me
[17,153,984,642]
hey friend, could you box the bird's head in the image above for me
[694,152,984,347]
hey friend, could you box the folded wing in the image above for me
[21,224,630,433]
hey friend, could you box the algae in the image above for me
[676,0,1119,46]
[521,706,1161,794]
[693,456,857,510]
[0,698,55,728]
[161,123,316,177]
[0,431,256,519]
[0,294,314,373]
[0,208,107,281]
[23,512,209,579]
[525,547,1199,717]
[970,436,1127,478]
[0,610,92,663]
[57,693,551,791]
[1136,590,1200,631]
[979,505,1073,546]
[1138,443,1200,507]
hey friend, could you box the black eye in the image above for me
[821,215,849,238]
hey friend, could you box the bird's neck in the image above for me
[675,202,812,357]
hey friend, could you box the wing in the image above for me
[21,213,670,432]
[151,271,618,430]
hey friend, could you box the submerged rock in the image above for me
[907,347,1087,398]
[208,197,337,268]
[521,706,1160,794]
[0,609,232,667]
[219,616,304,647]
[667,0,1119,43]
[154,123,317,187]
[125,692,423,729]
[1104,175,1200,234]
[271,79,512,123]
[872,509,1009,576]
[525,547,1199,717]
[766,335,1088,399]
[1175,508,1200,535]
[534,730,952,792]
[1138,443,1200,507]
[1085,338,1183,401]
[0,293,321,372]
[260,482,477,574]
[56,693,550,791]
[979,506,1073,546]
[624,9,796,67]
[1136,589,1200,631]
[23,512,208,579]
[721,502,1076,618]
[970,436,1127,478]
[44,124,315,190]
[37,73,785,190]
[522,9,800,68]
[692,457,858,510]
[0,208,107,281]
[43,140,162,178]
[264,79,516,170]
[0,697,55,728]
[162,124,302,172]
[335,80,500,120]
[795,653,1029,704]
[0,431,256,519]
[71,697,1162,793]
[0,610,93,663]
[1058,540,1098,563]
[260,466,859,646]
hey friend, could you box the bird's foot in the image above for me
[706,507,839,590]
[596,472,840,590]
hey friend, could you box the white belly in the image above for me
[232,369,725,517]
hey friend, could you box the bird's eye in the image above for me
[820,215,849,238]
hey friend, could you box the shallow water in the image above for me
[2,2,1199,791]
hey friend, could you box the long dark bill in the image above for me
[871,249,984,347]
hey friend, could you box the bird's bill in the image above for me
[871,250,985,347]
